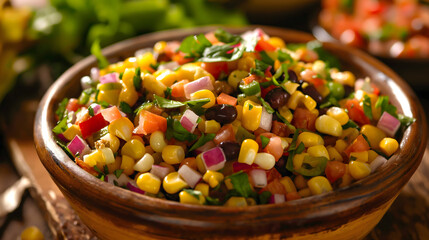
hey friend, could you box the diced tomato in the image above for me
[171,80,189,98]
[300,69,324,87]
[164,41,181,58]
[201,62,228,79]
[76,158,98,176]
[271,121,292,137]
[345,99,370,125]
[261,84,276,98]
[255,39,276,52]
[213,124,235,145]
[266,168,282,182]
[344,134,370,157]
[100,106,123,123]
[262,178,287,195]
[179,157,198,171]
[134,110,167,135]
[292,108,318,132]
[339,29,365,48]
[66,98,82,112]
[325,161,347,183]
[242,74,259,84]
[172,52,193,65]
[256,133,283,161]
[286,192,301,201]
[78,113,109,139]
[216,93,237,106]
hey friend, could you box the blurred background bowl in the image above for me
[34,25,427,240]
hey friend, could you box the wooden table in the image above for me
[1,95,428,240]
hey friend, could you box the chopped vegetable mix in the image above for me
[53,28,414,206]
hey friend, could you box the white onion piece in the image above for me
[370,155,387,173]
[178,165,202,188]
[90,67,99,81]
[269,194,286,204]
[180,110,199,133]
[201,147,226,171]
[377,112,401,137]
[259,107,273,131]
[99,147,115,164]
[67,136,91,156]
[81,76,94,90]
[195,141,216,155]
[106,173,131,187]
[150,165,171,179]
[183,76,213,99]
[127,181,145,194]
[250,169,267,188]
[158,61,179,71]
[99,72,119,84]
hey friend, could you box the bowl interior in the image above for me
[34,25,427,225]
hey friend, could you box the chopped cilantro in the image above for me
[166,117,197,142]
[134,101,153,115]
[164,87,172,98]
[98,101,110,108]
[248,104,253,110]
[179,34,212,59]
[91,39,109,69]
[114,169,124,179]
[363,95,373,120]
[189,133,216,152]
[55,140,74,159]
[88,106,94,117]
[55,98,68,121]
[119,72,123,80]
[154,95,185,108]
[277,50,294,62]
[375,96,397,118]
[227,171,254,198]
[53,117,68,135]
[260,135,270,149]
[258,191,272,205]
[183,189,202,200]
[342,120,359,130]
[205,196,221,205]
[119,101,132,115]
[258,97,275,114]
[103,165,109,175]
[133,67,142,91]
[306,40,341,69]
[93,165,103,174]
[259,51,275,66]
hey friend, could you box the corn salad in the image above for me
[53,29,414,206]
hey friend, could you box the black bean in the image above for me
[264,88,290,109]
[343,85,354,98]
[275,156,293,177]
[219,141,240,161]
[302,84,323,104]
[205,104,237,124]
[288,70,302,84]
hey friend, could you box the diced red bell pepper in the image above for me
[78,113,109,139]
[345,99,371,125]
[255,39,276,52]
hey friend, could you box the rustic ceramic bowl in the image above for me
[34,25,427,240]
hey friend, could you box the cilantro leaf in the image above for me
[227,171,254,198]
[98,101,110,108]
[55,140,74,159]
[55,98,68,121]
[363,95,373,120]
[342,120,360,129]
[133,67,142,91]
[205,196,222,205]
[114,169,124,179]
[189,133,215,152]
[258,191,272,205]
[277,50,294,62]
[258,97,275,114]
[306,40,340,69]
[214,29,242,43]
[88,106,94,117]
[179,34,212,59]
[91,39,109,69]
[199,43,245,62]
[183,189,203,200]
[259,51,274,66]
[260,135,270,149]
[286,129,300,172]
[154,95,185,108]
[166,117,197,142]
[53,117,68,135]
[119,101,132,115]
[134,101,153,115]
[164,87,172,98]
[375,96,397,117]
[398,114,415,128]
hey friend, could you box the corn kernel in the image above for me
[238,139,259,165]
[83,150,102,167]
[315,115,343,137]
[368,150,379,163]
[134,153,154,172]
[108,117,134,141]
[237,53,256,71]
[311,60,326,76]
[327,146,343,161]
[280,137,290,150]
[348,161,371,180]
[203,170,224,188]
[326,107,349,125]
[235,105,243,121]
[339,166,353,188]
[224,178,234,190]
[228,70,249,89]
[360,125,386,149]
[280,176,297,193]
[150,131,167,153]
[350,151,369,162]
[100,133,120,153]
[123,57,138,69]
[303,95,317,111]
[155,69,178,87]
[335,139,348,153]
[162,172,189,194]
[20,226,44,240]
[242,100,262,131]
[137,52,156,70]
[195,153,207,174]
[332,71,355,87]
[379,137,399,157]
[224,197,248,207]
[307,145,329,159]
[99,147,115,164]
[162,145,185,165]
[97,89,120,106]
[121,68,137,87]
[294,174,308,189]
[179,190,205,205]
[297,132,324,148]
[194,183,210,197]
[118,85,138,107]
[293,153,309,171]
[204,120,221,134]
[142,73,167,97]
[107,156,122,173]
[308,176,333,195]
[278,105,293,123]
[254,153,276,170]
[136,172,161,194]
[283,81,300,95]
[268,37,285,48]
[190,90,216,108]
[121,155,135,175]
[298,188,312,197]
[63,125,81,141]
[287,90,304,110]
[121,139,145,160]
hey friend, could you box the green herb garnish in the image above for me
[260,135,270,149]
[189,133,216,152]
[91,39,109,69]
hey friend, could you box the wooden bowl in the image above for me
[34,25,427,240]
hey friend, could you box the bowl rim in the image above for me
[34,25,427,222]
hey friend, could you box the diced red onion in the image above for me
[90,67,99,81]
[195,141,216,155]
[67,135,91,156]
[201,147,226,171]
[232,162,253,173]
[377,112,401,137]
[178,165,202,188]
[127,181,145,194]
[183,76,214,99]
[259,107,273,131]
[269,194,285,204]
[57,133,68,142]
[99,72,119,84]
[250,169,267,188]
[150,165,171,179]
[89,103,101,115]
[158,61,179,71]
[370,155,387,173]
[106,173,131,187]
[354,78,365,90]
[180,110,199,133]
